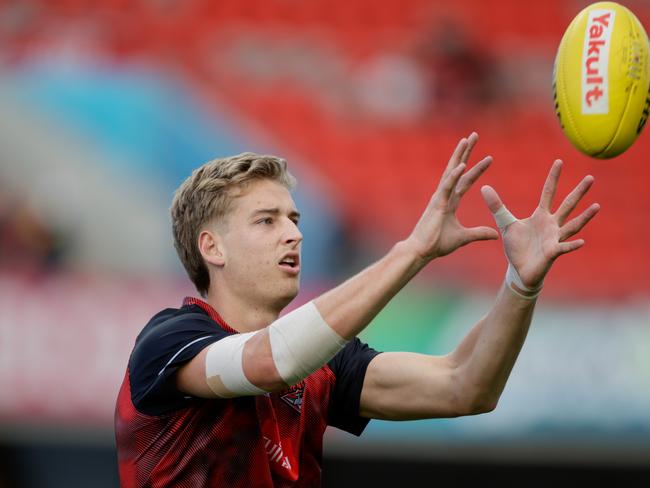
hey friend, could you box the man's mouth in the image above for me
[278,253,300,275]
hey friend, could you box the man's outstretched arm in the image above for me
[177,133,498,397]
[359,160,600,420]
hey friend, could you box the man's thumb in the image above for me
[480,185,502,213]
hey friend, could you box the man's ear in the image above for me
[198,229,226,267]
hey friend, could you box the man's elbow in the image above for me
[440,393,496,418]
[468,397,498,415]
[452,374,499,415]
[449,367,498,416]
[459,389,499,415]
[245,352,288,392]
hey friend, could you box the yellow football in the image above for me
[553,1,650,158]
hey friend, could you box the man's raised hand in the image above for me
[406,132,499,263]
[481,160,600,292]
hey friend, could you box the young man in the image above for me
[115,133,599,487]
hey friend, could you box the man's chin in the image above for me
[284,285,300,303]
[273,285,300,309]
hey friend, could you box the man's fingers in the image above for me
[443,132,479,178]
[439,163,466,201]
[480,185,504,214]
[455,156,493,198]
[555,175,595,225]
[443,138,468,178]
[559,203,600,241]
[459,132,479,166]
[463,226,500,244]
[555,238,585,256]
[481,185,517,232]
[539,160,563,211]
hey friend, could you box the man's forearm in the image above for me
[314,240,427,340]
[450,284,536,410]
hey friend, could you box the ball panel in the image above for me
[555,12,592,154]
[603,9,650,157]
[598,6,648,157]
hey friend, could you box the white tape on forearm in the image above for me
[492,205,517,233]
[204,301,348,397]
[269,301,348,386]
[205,332,267,398]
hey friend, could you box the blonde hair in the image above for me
[171,152,296,296]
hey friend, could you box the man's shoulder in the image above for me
[135,304,215,344]
[128,304,223,368]
[148,303,213,327]
[126,303,228,414]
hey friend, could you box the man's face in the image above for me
[215,178,303,310]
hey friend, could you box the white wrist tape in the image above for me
[505,263,542,300]
[269,301,348,386]
[205,332,267,398]
[204,301,348,397]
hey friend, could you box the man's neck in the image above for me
[204,288,282,333]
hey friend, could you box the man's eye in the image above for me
[259,218,273,225]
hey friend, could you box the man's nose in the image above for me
[284,220,303,245]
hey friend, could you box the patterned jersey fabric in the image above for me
[115,297,380,487]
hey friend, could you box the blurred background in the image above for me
[0,0,649,486]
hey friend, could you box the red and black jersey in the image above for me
[115,297,380,487]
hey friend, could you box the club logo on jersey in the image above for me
[281,381,305,413]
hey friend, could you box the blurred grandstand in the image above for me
[0,0,649,486]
